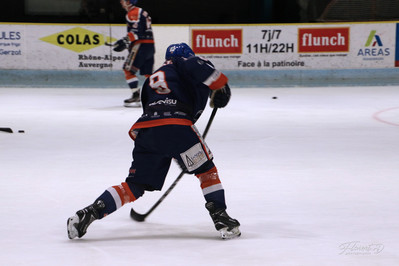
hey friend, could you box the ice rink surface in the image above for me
[1,86,399,265]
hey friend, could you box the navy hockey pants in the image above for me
[125,124,215,196]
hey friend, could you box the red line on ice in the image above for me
[373,107,399,127]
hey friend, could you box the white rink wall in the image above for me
[1,22,399,87]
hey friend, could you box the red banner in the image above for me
[192,29,242,54]
[298,27,350,53]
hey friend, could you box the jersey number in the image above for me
[149,71,171,94]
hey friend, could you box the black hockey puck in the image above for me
[272,96,278,99]
[18,130,25,133]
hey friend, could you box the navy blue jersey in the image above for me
[125,7,154,42]
[129,56,228,140]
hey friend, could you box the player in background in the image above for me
[67,43,240,240]
[113,0,155,107]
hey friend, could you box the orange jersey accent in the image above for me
[129,118,193,140]
[126,7,141,22]
[135,39,155,44]
[206,72,229,90]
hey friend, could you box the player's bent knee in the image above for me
[123,180,145,200]
[193,160,215,176]
[109,182,142,204]
[124,69,137,78]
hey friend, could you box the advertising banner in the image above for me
[0,22,397,71]
[0,23,188,71]
[0,24,26,69]
[190,23,396,70]
[0,24,125,70]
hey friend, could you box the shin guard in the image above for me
[96,182,140,218]
[124,70,139,90]
[196,167,226,209]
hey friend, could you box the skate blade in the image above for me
[219,226,241,240]
[124,102,141,108]
[67,216,79,239]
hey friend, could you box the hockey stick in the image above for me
[105,41,117,47]
[130,108,218,222]
[0,127,13,133]
[124,43,139,71]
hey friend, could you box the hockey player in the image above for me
[67,43,240,240]
[113,0,155,107]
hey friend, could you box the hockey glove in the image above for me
[210,84,231,108]
[113,37,130,52]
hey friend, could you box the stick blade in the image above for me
[105,42,116,47]
[130,208,146,222]
[0,127,13,133]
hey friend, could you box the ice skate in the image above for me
[67,200,105,239]
[205,202,241,240]
[124,90,141,107]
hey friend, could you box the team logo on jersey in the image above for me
[40,27,116,52]
[298,27,350,53]
[148,98,177,107]
[192,29,242,54]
